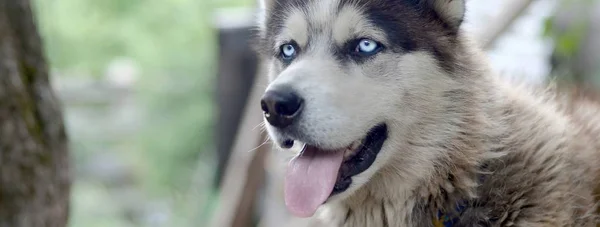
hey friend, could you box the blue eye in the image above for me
[280,43,297,60]
[355,39,381,56]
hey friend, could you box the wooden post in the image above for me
[209,65,269,227]
[213,8,260,188]
[210,7,270,227]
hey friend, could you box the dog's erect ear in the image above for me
[427,0,466,28]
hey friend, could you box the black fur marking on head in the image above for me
[332,38,386,65]
[349,0,461,71]
[256,0,465,72]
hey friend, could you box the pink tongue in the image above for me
[284,146,344,217]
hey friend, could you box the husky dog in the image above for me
[256,0,600,226]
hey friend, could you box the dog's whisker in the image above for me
[247,136,272,153]
[252,121,266,131]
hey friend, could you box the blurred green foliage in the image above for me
[543,0,600,87]
[544,19,588,59]
[32,0,253,226]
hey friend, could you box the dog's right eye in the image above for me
[353,38,383,57]
[356,39,378,53]
[279,43,298,62]
[344,38,384,62]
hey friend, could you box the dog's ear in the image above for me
[427,0,466,29]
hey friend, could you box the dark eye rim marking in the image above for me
[345,37,385,61]
[277,40,300,64]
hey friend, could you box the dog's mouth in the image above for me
[284,123,388,217]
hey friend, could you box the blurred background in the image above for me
[28,0,600,226]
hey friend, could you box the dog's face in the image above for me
[256,0,466,217]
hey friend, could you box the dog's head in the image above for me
[256,0,469,217]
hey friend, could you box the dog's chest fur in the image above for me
[318,150,599,227]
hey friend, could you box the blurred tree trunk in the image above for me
[0,1,70,227]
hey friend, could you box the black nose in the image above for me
[260,89,304,128]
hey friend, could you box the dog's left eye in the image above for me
[281,44,296,58]
[279,42,298,63]
[355,39,381,56]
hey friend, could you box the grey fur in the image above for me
[257,0,600,226]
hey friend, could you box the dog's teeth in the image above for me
[343,140,363,159]
[344,146,355,158]
[290,141,306,154]
[344,150,354,159]
[351,140,361,150]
